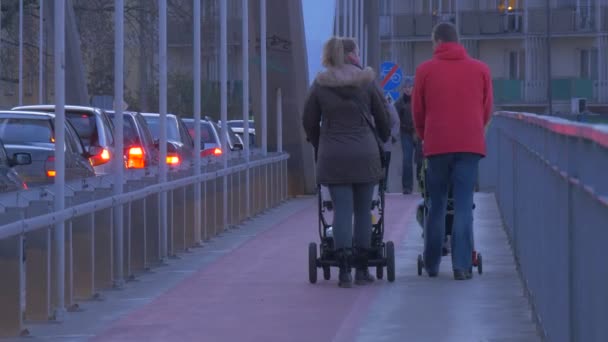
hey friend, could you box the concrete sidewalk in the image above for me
[357,193,541,342]
[3,193,540,342]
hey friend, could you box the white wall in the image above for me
[413,42,434,70]
[551,37,596,77]
[479,39,524,78]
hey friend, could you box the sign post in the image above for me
[380,61,402,102]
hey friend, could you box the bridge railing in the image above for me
[479,111,608,342]
[0,153,289,337]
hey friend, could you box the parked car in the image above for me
[226,119,256,147]
[183,118,244,158]
[0,111,95,186]
[13,105,116,175]
[106,111,160,169]
[141,113,194,169]
[0,138,30,193]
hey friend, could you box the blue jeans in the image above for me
[328,183,375,250]
[424,153,481,274]
[400,134,415,192]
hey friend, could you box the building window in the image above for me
[580,49,599,80]
[498,0,521,12]
[508,50,525,80]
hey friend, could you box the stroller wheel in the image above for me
[417,254,424,276]
[323,266,331,280]
[477,253,483,275]
[386,241,395,282]
[376,265,384,280]
[308,242,318,284]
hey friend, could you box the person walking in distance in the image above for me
[302,37,389,288]
[381,95,400,191]
[394,77,416,194]
[412,22,493,280]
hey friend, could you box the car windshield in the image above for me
[65,112,99,147]
[184,121,218,145]
[0,118,53,144]
[215,122,239,147]
[109,114,140,146]
[143,116,180,141]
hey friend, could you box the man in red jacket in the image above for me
[412,22,493,280]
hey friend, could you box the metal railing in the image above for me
[479,111,608,342]
[0,151,289,337]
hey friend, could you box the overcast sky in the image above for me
[302,0,335,85]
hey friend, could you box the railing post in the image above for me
[158,0,168,261]
[53,0,66,321]
[193,0,202,245]
[113,0,125,289]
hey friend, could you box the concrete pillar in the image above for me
[365,0,381,71]
[249,0,316,195]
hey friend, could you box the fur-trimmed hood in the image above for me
[314,64,376,88]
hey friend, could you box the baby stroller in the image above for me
[308,180,396,283]
[415,160,483,276]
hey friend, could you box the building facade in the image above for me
[379,0,608,114]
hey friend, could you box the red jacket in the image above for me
[412,43,493,157]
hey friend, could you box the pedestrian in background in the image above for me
[394,77,416,194]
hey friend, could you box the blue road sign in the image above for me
[379,61,402,91]
[384,90,400,103]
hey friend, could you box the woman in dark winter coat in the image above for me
[302,37,390,288]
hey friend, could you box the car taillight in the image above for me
[90,148,111,166]
[166,153,181,166]
[45,156,56,178]
[201,147,222,157]
[126,146,145,169]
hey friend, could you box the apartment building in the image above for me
[379,0,608,113]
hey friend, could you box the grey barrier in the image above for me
[479,111,608,342]
[0,153,289,337]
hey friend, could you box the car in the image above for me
[106,111,160,170]
[0,138,30,193]
[141,113,194,170]
[0,111,95,186]
[13,105,117,175]
[226,119,256,147]
[183,118,244,158]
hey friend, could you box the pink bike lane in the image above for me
[92,195,418,342]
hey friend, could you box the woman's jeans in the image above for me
[401,134,415,192]
[424,153,481,274]
[328,183,375,251]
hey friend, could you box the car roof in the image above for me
[12,104,101,114]
[106,110,138,117]
[140,112,177,119]
[181,118,212,123]
[0,110,55,119]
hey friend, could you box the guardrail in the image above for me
[479,111,608,342]
[0,152,289,337]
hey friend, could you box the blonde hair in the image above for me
[322,37,358,68]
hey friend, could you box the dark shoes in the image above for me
[354,268,376,285]
[402,189,412,195]
[337,249,353,288]
[338,269,353,288]
[453,270,473,280]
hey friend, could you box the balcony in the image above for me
[381,13,455,38]
[460,10,523,36]
[528,7,596,34]
[551,78,594,101]
[493,79,523,104]
[494,78,598,104]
